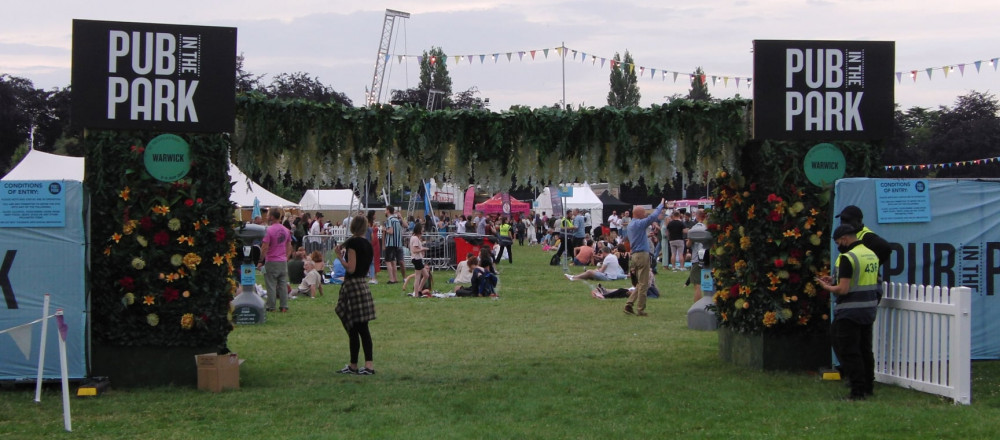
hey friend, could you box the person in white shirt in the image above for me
[607,211,620,242]
[451,252,475,284]
[455,216,467,234]
[565,245,627,281]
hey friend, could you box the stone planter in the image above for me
[718,327,831,371]
[91,345,217,388]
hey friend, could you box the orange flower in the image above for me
[143,295,155,305]
[810,208,820,216]
[165,273,180,283]
[177,235,197,246]
[193,221,202,231]
[112,232,122,243]
[763,311,777,327]
[804,217,816,229]
[767,271,781,285]
[213,253,225,266]
[739,285,752,296]
[152,205,171,215]
[747,205,756,219]
[103,246,111,256]
[180,313,195,330]
[119,186,130,201]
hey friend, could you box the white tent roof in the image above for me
[2,150,84,181]
[229,162,297,207]
[299,189,365,211]
[534,184,604,221]
[2,150,297,208]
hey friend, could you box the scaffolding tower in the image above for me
[367,9,410,106]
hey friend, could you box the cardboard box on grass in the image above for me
[195,353,242,392]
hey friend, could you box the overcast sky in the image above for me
[2,0,997,110]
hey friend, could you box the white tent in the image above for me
[299,189,365,211]
[229,162,297,207]
[2,150,297,208]
[534,184,604,225]
[2,150,84,181]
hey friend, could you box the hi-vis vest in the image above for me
[834,243,880,324]
[499,223,513,238]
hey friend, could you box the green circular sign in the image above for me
[143,134,191,182]
[803,143,846,187]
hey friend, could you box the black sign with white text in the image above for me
[753,40,894,141]
[71,19,236,132]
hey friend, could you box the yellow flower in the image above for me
[809,234,822,246]
[119,186,130,201]
[183,253,202,270]
[143,295,155,305]
[739,236,752,250]
[168,218,182,231]
[733,260,748,272]
[123,292,135,305]
[747,205,756,219]
[781,308,793,320]
[131,257,146,270]
[789,201,805,215]
[152,205,171,215]
[136,235,148,247]
[147,313,159,327]
[180,313,195,330]
[213,253,225,266]
[171,254,184,266]
[763,311,777,327]
[804,283,817,296]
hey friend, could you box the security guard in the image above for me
[817,224,880,401]
[836,205,892,278]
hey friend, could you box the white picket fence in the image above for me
[874,282,972,405]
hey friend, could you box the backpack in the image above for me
[479,270,498,296]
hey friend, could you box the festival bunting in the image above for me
[883,155,1000,172]
[385,45,999,90]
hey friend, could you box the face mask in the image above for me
[837,245,850,254]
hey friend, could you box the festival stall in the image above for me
[474,194,531,215]
[534,185,603,223]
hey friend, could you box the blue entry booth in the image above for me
[0,180,88,380]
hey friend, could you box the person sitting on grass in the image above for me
[454,256,482,297]
[292,252,325,298]
[331,254,346,285]
[565,245,627,281]
[451,252,475,284]
[573,239,596,266]
[400,270,435,297]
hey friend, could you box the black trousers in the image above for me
[348,322,374,364]
[832,319,874,397]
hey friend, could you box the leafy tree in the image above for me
[687,67,712,101]
[882,104,941,175]
[926,91,1000,177]
[0,75,37,171]
[266,72,352,106]
[451,86,488,110]
[390,47,454,109]
[607,51,640,108]
[235,53,265,95]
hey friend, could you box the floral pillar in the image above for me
[85,130,237,386]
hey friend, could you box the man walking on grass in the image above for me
[623,199,665,317]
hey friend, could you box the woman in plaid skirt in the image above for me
[334,215,377,375]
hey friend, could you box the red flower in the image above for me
[789,273,801,284]
[729,284,740,296]
[750,183,758,191]
[140,216,153,231]
[153,230,170,246]
[119,276,135,291]
[774,259,785,268]
[163,287,180,302]
[200,313,209,323]
[767,193,783,203]
[184,199,195,207]
[707,223,720,232]
[196,198,203,204]
[215,227,226,242]
[789,248,804,259]
[768,210,782,222]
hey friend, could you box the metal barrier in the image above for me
[396,231,454,270]
[875,282,972,405]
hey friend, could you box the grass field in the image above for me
[3,244,1000,439]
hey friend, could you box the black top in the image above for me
[666,219,686,241]
[343,236,373,279]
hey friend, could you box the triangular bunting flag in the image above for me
[639,66,645,76]
[629,64,635,74]
[543,48,549,59]
[975,61,983,73]
[518,51,525,61]
[530,50,536,60]
[911,70,918,82]
[468,55,474,64]
[958,64,966,76]
[480,54,486,64]
[600,58,606,68]
[925,68,933,79]
[506,52,512,62]
[747,78,752,88]
[672,72,678,83]
[592,56,596,65]
[556,47,563,57]
[398,55,404,63]
[895,72,902,83]
[493,54,499,63]
[943,66,950,78]
[571,50,577,60]
[8,324,33,360]
[735,77,741,88]
[650,68,656,79]
[662,71,667,81]
[712,75,718,86]
[993,58,999,71]
[430,56,436,67]
[724,77,729,87]
[456,55,462,64]
[701,74,707,85]
[417,56,424,65]
[581,52,587,62]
